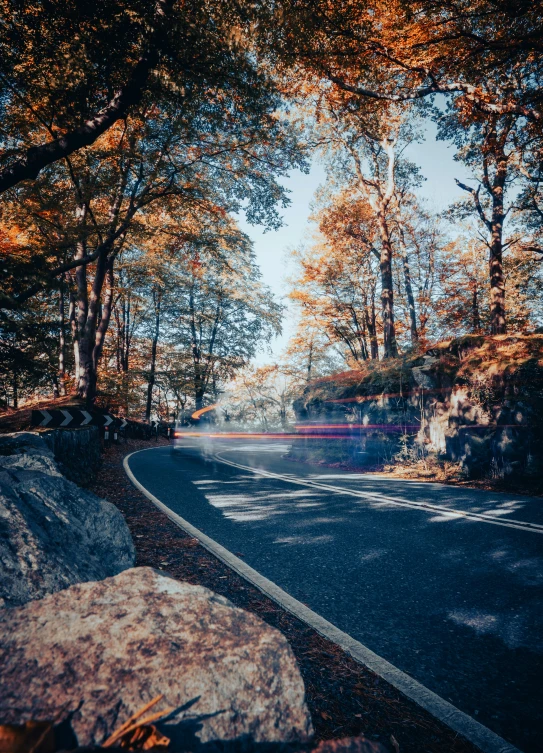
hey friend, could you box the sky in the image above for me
[237,119,475,365]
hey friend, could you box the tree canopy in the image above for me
[1,0,542,415]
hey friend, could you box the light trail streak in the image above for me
[174,432,359,440]
[190,404,218,420]
[325,387,454,404]
[296,423,420,431]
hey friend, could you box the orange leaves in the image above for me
[0,697,172,753]
[275,0,542,126]
[103,695,173,750]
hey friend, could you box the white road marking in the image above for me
[214,452,543,535]
[124,447,523,753]
[59,409,73,427]
[39,409,52,427]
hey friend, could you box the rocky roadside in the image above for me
[284,454,543,497]
[0,431,135,607]
[1,432,314,753]
[89,438,480,753]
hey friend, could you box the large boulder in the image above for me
[0,567,313,747]
[0,433,135,607]
[0,431,61,476]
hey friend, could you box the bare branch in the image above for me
[325,72,541,122]
[455,179,492,231]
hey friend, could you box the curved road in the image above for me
[126,439,543,753]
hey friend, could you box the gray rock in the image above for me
[0,431,61,476]
[0,447,135,607]
[0,428,102,485]
[0,567,313,746]
[411,355,440,390]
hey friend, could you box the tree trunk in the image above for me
[365,292,379,360]
[486,125,509,335]
[358,333,369,361]
[12,371,18,410]
[145,292,161,423]
[306,341,314,382]
[472,284,481,332]
[77,335,96,403]
[93,263,114,371]
[123,296,131,371]
[350,131,397,358]
[489,194,506,335]
[75,243,114,402]
[457,121,508,335]
[188,285,204,413]
[377,208,398,358]
[74,230,91,400]
[58,286,67,396]
[354,306,369,361]
[397,225,419,347]
[67,284,79,383]
[194,385,205,413]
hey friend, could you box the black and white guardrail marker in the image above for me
[32,409,117,429]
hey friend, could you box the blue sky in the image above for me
[238,120,475,363]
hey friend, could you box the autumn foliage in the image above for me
[0,0,542,415]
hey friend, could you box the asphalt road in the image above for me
[126,439,543,753]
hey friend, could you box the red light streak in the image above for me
[174,428,414,440]
[295,423,420,431]
[325,387,454,404]
[175,432,338,440]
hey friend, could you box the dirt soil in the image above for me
[88,438,481,753]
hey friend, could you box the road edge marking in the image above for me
[124,447,523,753]
[214,451,543,534]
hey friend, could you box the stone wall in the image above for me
[291,335,543,478]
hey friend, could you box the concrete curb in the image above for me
[124,447,523,753]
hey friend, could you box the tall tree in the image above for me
[440,112,516,334]
[168,237,282,411]
[297,92,424,356]
[1,70,303,399]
